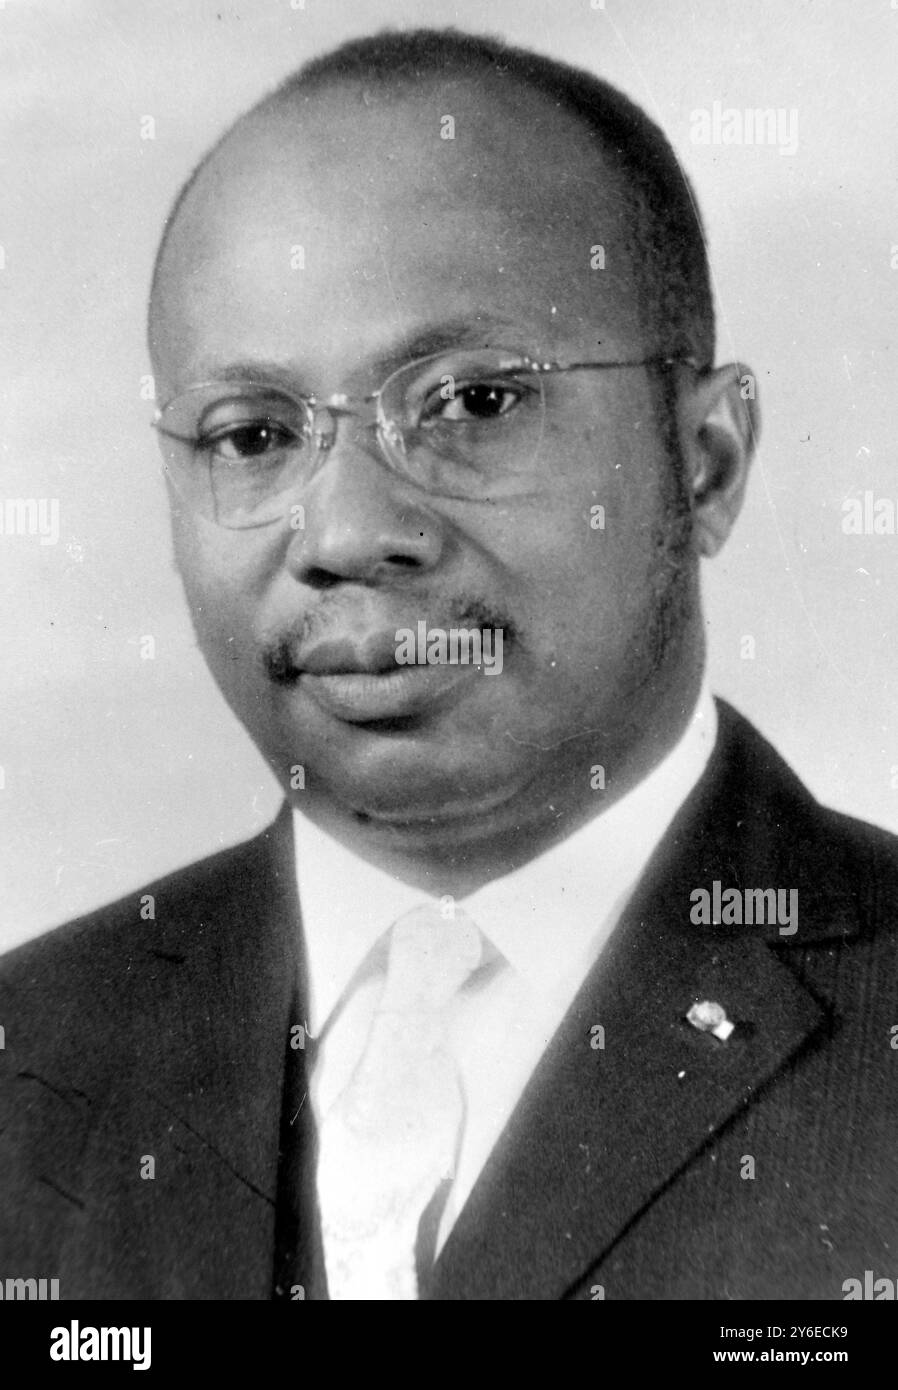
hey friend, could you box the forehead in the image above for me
[151,75,643,391]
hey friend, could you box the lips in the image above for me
[300,664,476,723]
[296,634,399,677]
[286,629,479,723]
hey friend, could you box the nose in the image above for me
[286,416,446,588]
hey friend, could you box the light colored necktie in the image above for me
[316,904,483,1300]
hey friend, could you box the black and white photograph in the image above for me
[1,0,897,1337]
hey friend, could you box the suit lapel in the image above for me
[272,1007,328,1301]
[53,805,308,1299]
[428,704,848,1300]
[428,912,826,1299]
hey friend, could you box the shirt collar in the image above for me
[294,680,717,1033]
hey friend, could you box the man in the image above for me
[1,27,896,1301]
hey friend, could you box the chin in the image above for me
[355,780,523,829]
[289,736,533,829]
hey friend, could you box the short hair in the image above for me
[150,26,714,366]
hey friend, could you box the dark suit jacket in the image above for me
[2,701,898,1300]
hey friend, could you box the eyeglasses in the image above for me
[153,347,699,528]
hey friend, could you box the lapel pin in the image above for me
[686,999,735,1041]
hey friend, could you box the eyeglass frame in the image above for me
[152,348,703,526]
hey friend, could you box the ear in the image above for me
[678,363,760,558]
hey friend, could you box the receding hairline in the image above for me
[148,28,715,364]
[151,63,625,317]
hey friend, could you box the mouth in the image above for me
[299,664,478,723]
[275,633,484,724]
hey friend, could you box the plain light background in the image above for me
[1,0,897,950]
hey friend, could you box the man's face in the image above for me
[150,78,699,835]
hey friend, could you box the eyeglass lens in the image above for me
[156,349,550,526]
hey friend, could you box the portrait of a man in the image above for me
[2,10,897,1306]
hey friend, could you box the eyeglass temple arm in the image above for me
[530,354,702,375]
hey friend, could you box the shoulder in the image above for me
[689,699,898,942]
[0,809,294,1053]
[1,825,264,972]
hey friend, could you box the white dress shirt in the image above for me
[294,681,718,1257]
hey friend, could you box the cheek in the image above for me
[511,430,672,642]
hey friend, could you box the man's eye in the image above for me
[199,421,300,461]
[428,380,527,423]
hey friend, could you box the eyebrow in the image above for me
[382,317,524,366]
[196,316,528,394]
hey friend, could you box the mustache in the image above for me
[262,597,519,683]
